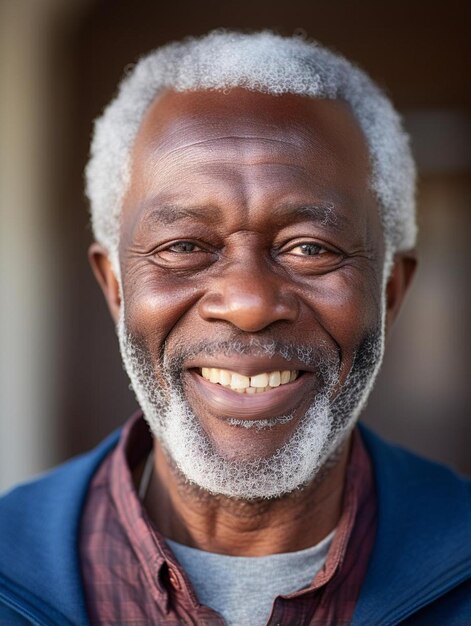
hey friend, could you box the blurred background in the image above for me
[1,0,470,492]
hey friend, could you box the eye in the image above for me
[288,243,327,256]
[151,240,216,269]
[278,239,343,273]
[167,241,201,253]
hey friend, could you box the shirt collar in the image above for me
[109,412,374,605]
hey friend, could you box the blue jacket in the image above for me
[0,426,470,626]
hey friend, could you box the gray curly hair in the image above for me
[85,30,416,274]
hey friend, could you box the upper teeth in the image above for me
[200,368,298,393]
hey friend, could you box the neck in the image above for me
[143,436,352,556]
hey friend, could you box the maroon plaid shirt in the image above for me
[80,414,376,625]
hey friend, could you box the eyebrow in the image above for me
[271,203,346,230]
[140,204,220,227]
[140,201,347,231]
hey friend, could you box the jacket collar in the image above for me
[352,424,471,625]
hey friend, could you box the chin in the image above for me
[144,387,346,501]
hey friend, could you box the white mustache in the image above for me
[162,337,340,372]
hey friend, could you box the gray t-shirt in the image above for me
[166,531,334,626]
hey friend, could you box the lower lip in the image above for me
[186,370,315,421]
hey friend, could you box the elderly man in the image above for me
[1,30,470,626]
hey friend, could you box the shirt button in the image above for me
[168,568,181,590]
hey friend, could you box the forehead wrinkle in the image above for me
[129,112,376,238]
[147,133,313,166]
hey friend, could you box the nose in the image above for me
[198,259,299,332]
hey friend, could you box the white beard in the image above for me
[117,305,385,500]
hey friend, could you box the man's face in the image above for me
[115,89,385,498]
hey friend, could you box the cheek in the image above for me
[302,267,383,350]
[122,266,203,349]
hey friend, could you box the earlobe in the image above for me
[88,242,121,324]
[385,253,417,334]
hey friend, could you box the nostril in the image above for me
[198,288,299,331]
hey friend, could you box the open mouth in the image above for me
[200,367,300,394]
[186,361,316,420]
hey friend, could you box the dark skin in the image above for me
[90,89,416,556]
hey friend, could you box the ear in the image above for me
[385,252,417,336]
[88,242,121,324]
